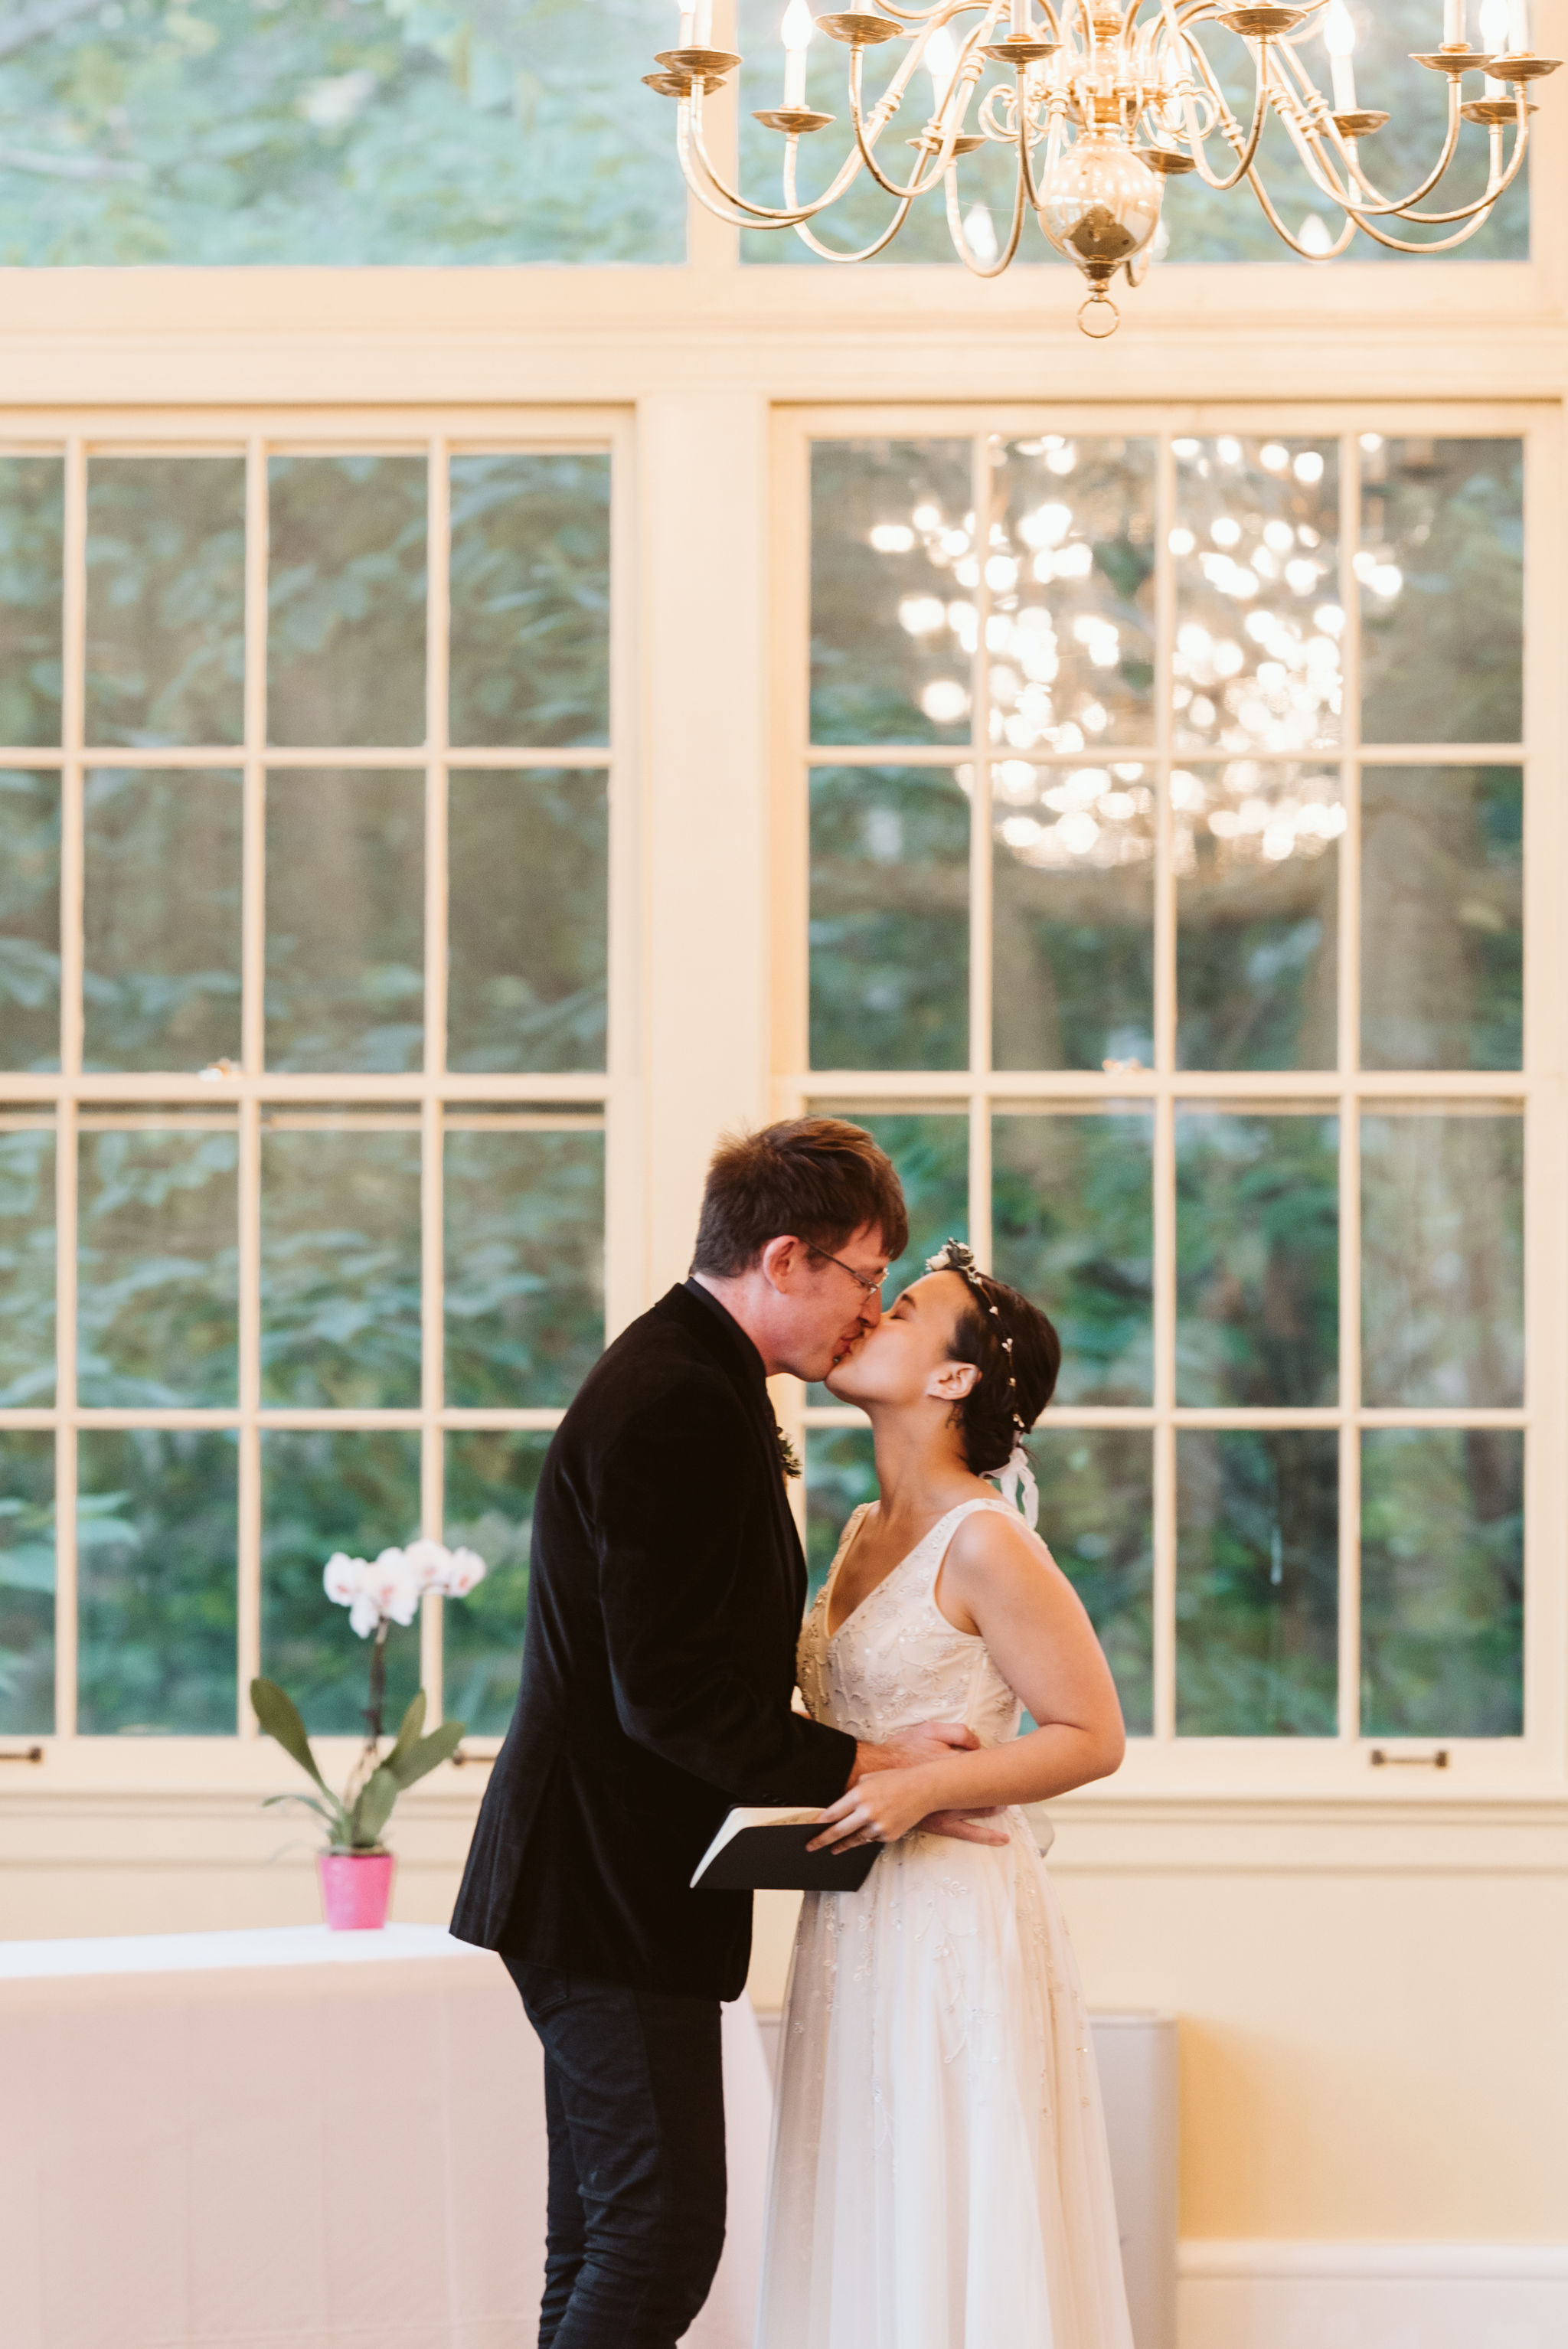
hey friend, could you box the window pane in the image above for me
[1361,767,1521,1071]
[1361,1106,1523,1408]
[1177,1430,1338,1736]
[1176,1107,1338,1408]
[85,458,244,747]
[260,1431,420,1736]
[261,1119,421,1408]
[267,457,426,748]
[993,760,1154,1073]
[265,769,424,1073]
[444,1120,605,1408]
[805,1426,877,1609]
[77,1429,237,1736]
[991,435,1156,751]
[77,1117,238,1409]
[83,769,243,1073]
[1173,436,1341,757]
[810,766,969,1070]
[443,1429,550,1736]
[0,1125,54,1406]
[0,770,59,1070]
[447,770,607,1073]
[0,457,63,748]
[810,441,975,746]
[1027,1426,1152,1736]
[0,1430,54,1735]
[1361,1429,1523,1740]
[449,455,610,749]
[1360,438,1523,746]
[993,1109,1153,1406]
[0,0,683,265]
[1175,762,1340,1070]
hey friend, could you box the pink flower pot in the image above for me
[318,1850,395,1930]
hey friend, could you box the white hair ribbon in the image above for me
[993,1438,1040,1532]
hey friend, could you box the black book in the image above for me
[690,1806,880,1893]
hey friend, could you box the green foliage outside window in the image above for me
[0,0,683,264]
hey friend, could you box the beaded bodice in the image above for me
[796,1498,1024,1749]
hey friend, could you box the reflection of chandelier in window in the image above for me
[647,0,1559,334]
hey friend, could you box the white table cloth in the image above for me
[0,1924,775,2349]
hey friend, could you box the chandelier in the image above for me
[646,0,1560,334]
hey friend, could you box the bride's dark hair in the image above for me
[929,1244,1061,1475]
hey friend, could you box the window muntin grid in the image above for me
[791,417,1540,1763]
[0,426,625,1745]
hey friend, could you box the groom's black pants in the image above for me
[505,1960,727,2349]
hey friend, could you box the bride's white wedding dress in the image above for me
[755,1498,1135,2349]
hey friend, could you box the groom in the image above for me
[451,1117,988,2347]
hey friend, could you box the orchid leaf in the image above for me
[264,1789,352,1841]
[384,1717,464,1789]
[384,1689,427,1777]
[351,1763,400,1850]
[250,1677,331,1795]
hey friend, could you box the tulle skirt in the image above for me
[754,1813,1135,2349]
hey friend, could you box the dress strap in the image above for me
[910,1497,1019,1590]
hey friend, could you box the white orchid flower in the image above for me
[440,1545,488,1597]
[323,1551,369,1606]
[368,1546,421,1627]
[403,1536,454,1593]
[348,1589,382,1640]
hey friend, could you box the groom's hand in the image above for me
[849,1720,978,1782]
[917,1806,1009,1847]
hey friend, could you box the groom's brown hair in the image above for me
[691,1117,908,1278]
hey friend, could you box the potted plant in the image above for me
[251,1537,488,1930]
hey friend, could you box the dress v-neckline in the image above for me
[825,1500,975,1644]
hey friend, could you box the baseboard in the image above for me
[1178,2240,1568,2349]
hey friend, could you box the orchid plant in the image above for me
[250,1538,488,1855]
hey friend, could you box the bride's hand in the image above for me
[808,1770,1007,1852]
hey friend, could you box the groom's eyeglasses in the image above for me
[805,1243,885,1302]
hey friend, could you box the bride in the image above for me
[756,1240,1135,2349]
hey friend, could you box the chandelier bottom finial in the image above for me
[1076,289,1120,338]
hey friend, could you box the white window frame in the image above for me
[768,398,1568,1801]
[0,403,640,1785]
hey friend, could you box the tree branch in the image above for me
[0,141,141,180]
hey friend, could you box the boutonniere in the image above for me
[774,1421,802,1481]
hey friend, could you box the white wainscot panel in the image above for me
[1178,2240,1568,2349]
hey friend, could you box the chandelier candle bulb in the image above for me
[782,0,815,105]
[1325,0,1357,110]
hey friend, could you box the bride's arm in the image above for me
[808,1511,1125,1850]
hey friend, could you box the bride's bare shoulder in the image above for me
[947,1501,1071,1597]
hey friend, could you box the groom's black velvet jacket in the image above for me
[450,1280,858,2000]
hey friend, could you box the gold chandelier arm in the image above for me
[849,11,1000,201]
[1158,5,1270,192]
[786,166,922,255]
[679,89,856,224]
[1349,103,1528,225]
[1269,34,1475,221]
[1332,119,1525,247]
[1283,65,1527,227]
[942,142,1029,272]
[1243,158,1359,256]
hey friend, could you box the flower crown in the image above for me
[924,1237,1039,1529]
